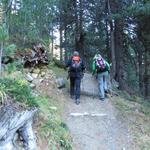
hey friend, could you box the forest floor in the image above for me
[17,66,149,150]
[63,73,150,150]
[1,62,149,149]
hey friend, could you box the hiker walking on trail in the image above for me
[92,52,110,101]
[65,51,85,105]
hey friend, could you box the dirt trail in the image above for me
[64,73,132,150]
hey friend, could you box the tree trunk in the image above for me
[144,46,150,98]
[59,25,63,62]
[107,0,116,78]
[78,0,84,57]
[64,26,68,61]
[3,0,13,38]
[108,0,125,90]
[74,0,85,58]
[74,0,79,52]
[51,27,54,57]
[114,19,124,89]
[0,4,4,76]
[137,45,144,95]
[137,15,150,98]
[104,17,110,60]
[0,41,3,76]
[0,6,2,24]
[0,104,38,150]
[110,29,116,78]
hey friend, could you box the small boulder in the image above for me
[49,106,57,111]
[32,73,38,79]
[112,79,119,88]
[40,72,46,77]
[39,79,44,83]
[32,68,40,74]
[25,73,33,82]
[32,78,40,85]
[56,78,66,89]
[29,83,36,89]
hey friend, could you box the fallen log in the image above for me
[0,104,38,150]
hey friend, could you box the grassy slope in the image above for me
[49,64,150,149]
[1,62,149,150]
[111,91,150,150]
[35,64,72,150]
[0,64,72,150]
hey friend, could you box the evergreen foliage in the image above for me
[0,0,149,97]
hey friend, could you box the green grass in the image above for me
[36,66,73,150]
[48,62,70,88]
[0,77,38,107]
[0,64,73,149]
[40,119,72,150]
[36,92,73,150]
[113,97,131,112]
[115,90,150,116]
[111,91,150,150]
[48,62,67,78]
[139,101,150,116]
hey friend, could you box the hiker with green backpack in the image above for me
[92,52,110,101]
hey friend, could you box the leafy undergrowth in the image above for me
[36,96,72,150]
[0,64,73,150]
[0,76,38,108]
[111,91,150,150]
[48,62,67,78]
[35,65,72,150]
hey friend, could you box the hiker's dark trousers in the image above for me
[70,77,81,100]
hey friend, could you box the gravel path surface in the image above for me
[64,73,132,150]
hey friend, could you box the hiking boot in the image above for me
[105,94,109,98]
[99,97,105,101]
[75,99,80,105]
[70,95,75,99]
[105,90,109,94]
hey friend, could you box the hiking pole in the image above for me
[81,74,84,92]
[92,75,95,99]
[92,84,94,99]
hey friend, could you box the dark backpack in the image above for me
[95,57,107,72]
[71,56,82,70]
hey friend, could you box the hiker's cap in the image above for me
[73,51,79,56]
[96,49,100,54]
[93,54,102,60]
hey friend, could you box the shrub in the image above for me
[0,78,38,107]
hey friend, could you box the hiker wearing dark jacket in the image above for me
[66,51,85,105]
[92,53,110,100]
